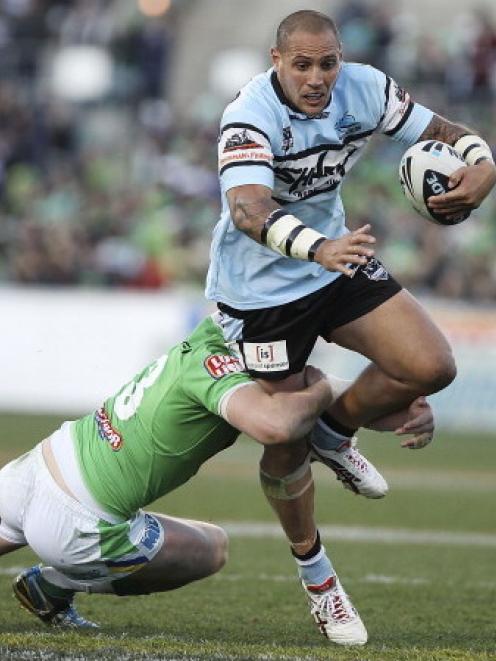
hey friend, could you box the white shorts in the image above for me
[0,444,164,588]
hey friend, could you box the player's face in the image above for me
[271,29,342,116]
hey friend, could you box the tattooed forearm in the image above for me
[228,186,278,242]
[417,114,472,146]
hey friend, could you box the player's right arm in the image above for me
[227,184,376,278]
[223,366,333,445]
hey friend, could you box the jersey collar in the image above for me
[270,69,332,120]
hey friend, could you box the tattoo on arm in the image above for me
[231,194,278,243]
[418,114,472,146]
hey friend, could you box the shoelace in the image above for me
[343,449,369,473]
[311,588,355,625]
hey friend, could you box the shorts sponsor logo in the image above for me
[139,514,162,552]
[243,340,289,372]
[204,354,245,379]
[95,407,123,451]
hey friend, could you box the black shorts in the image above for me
[217,258,402,380]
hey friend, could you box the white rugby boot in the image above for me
[311,421,388,499]
[302,575,368,646]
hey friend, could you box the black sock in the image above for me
[321,412,357,438]
[291,530,321,561]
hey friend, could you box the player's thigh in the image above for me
[0,450,35,551]
[113,514,228,594]
[327,289,456,384]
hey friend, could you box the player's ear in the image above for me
[270,47,281,70]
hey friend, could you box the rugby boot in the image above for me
[311,420,388,498]
[13,565,98,628]
[302,574,367,646]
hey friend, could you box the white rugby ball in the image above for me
[399,140,469,225]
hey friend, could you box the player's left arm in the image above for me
[224,366,333,445]
[417,114,496,217]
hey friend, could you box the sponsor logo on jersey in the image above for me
[219,150,272,168]
[223,129,263,152]
[394,82,407,102]
[335,112,362,137]
[243,340,289,372]
[393,82,410,116]
[282,126,293,151]
[95,407,123,451]
[204,354,244,379]
[218,126,273,173]
[274,146,358,201]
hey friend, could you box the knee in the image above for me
[204,525,229,576]
[261,440,309,477]
[409,350,457,394]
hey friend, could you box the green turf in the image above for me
[0,413,495,660]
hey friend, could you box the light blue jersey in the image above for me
[205,63,433,309]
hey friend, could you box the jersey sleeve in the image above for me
[218,103,275,193]
[182,346,254,419]
[374,69,433,145]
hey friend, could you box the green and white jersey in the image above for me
[72,316,252,519]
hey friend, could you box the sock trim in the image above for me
[320,412,357,439]
[294,546,326,567]
[291,530,321,562]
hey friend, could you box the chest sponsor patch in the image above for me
[95,407,123,451]
[273,144,363,202]
[204,354,245,379]
[243,340,289,372]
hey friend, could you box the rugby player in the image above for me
[0,313,434,646]
[206,12,496,640]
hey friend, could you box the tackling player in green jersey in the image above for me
[0,314,434,646]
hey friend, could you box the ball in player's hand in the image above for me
[399,140,470,225]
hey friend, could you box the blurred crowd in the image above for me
[0,0,495,301]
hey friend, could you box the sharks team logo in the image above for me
[335,112,362,138]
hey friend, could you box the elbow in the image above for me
[232,209,254,235]
[255,418,298,446]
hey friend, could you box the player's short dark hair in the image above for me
[276,10,340,52]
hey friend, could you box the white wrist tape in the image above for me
[454,134,494,166]
[261,209,326,261]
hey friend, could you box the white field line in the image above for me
[220,522,496,547]
[214,572,496,589]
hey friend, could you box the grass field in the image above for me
[0,413,495,660]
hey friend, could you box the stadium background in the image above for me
[0,2,495,659]
[0,0,494,428]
